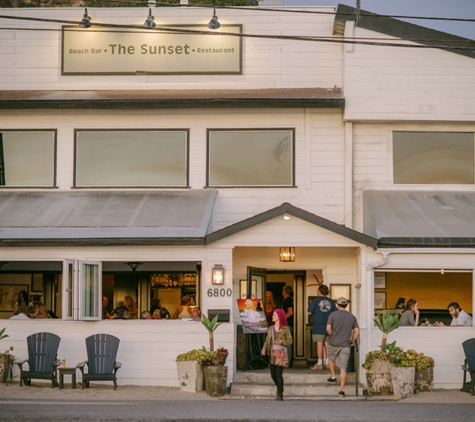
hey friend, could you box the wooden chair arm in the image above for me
[15,359,28,370]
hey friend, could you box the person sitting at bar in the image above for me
[152,309,161,319]
[141,310,152,320]
[112,306,129,319]
[399,299,420,326]
[123,295,138,319]
[33,303,52,319]
[189,307,201,321]
[10,305,30,320]
[435,302,473,327]
[172,295,193,319]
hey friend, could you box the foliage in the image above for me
[363,341,434,372]
[0,328,15,364]
[201,314,222,352]
[176,346,228,366]
[373,311,401,351]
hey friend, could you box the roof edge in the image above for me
[205,202,378,248]
[336,4,475,60]
[378,237,475,248]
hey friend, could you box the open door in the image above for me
[246,266,266,300]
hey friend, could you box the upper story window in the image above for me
[0,130,56,187]
[75,130,189,188]
[207,129,294,187]
[393,132,474,184]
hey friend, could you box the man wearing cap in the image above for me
[326,296,359,397]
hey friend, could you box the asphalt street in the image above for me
[1,398,475,422]
[1,382,474,422]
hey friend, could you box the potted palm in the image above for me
[175,314,229,396]
[363,311,401,395]
[200,314,228,397]
[0,328,15,383]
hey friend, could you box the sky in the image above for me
[281,0,475,40]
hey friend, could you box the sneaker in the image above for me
[339,391,345,397]
[323,365,330,370]
[327,377,337,383]
[310,364,324,371]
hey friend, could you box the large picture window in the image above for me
[0,130,56,187]
[75,130,189,187]
[207,129,294,187]
[393,132,474,184]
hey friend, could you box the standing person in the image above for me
[281,285,294,365]
[15,290,30,312]
[261,309,293,401]
[435,302,473,327]
[400,299,420,326]
[326,297,359,397]
[265,291,276,327]
[102,295,112,319]
[308,284,337,370]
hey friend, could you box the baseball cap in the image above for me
[336,297,348,305]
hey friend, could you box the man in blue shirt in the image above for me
[307,284,337,370]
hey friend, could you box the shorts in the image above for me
[328,345,351,370]
[312,334,330,343]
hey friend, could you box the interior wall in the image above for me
[380,272,472,313]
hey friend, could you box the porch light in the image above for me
[80,7,92,28]
[283,214,291,221]
[279,247,295,262]
[143,8,156,29]
[125,262,144,272]
[212,264,225,285]
[208,8,220,30]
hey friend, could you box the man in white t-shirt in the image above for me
[435,302,472,327]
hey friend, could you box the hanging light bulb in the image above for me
[143,7,156,29]
[80,7,92,29]
[208,8,220,30]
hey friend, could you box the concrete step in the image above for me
[229,369,364,400]
[230,381,364,397]
[233,369,359,384]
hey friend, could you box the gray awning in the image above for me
[0,190,217,244]
[364,190,475,247]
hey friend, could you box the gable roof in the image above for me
[205,202,378,248]
[335,4,475,60]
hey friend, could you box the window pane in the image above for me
[81,263,99,319]
[0,131,55,187]
[76,130,188,187]
[393,132,474,184]
[208,130,293,187]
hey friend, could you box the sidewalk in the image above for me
[0,381,474,404]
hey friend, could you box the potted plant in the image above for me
[175,314,229,396]
[176,349,208,393]
[363,311,401,395]
[0,327,15,383]
[200,314,229,397]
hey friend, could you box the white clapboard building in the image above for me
[0,4,474,389]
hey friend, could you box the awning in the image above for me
[364,190,475,247]
[0,88,345,110]
[0,190,217,246]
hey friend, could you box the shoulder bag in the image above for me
[270,328,289,368]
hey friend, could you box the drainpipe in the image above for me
[364,252,389,360]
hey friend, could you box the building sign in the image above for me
[62,25,242,75]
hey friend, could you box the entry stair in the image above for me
[227,368,365,400]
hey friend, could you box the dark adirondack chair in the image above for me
[16,332,61,387]
[77,333,122,390]
[461,338,475,395]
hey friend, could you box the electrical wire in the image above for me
[0,14,474,51]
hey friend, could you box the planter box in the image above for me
[0,355,12,383]
[391,367,415,399]
[176,361,204,393]
[203,366,228,397]
[414,367,434,393]
[366,359,394,396]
